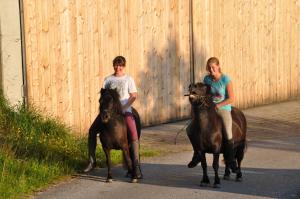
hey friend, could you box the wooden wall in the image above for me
[23,0,191,133]
[23,0,300,134]
[192,0,300,108]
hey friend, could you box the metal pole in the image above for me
[18,0,28,106]
[189,0,195,84]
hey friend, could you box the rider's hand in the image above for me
[210,66,217,76]
[122,104,129,112]
[215,104,221,111]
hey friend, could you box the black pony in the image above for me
[186,82,247,187]
[99,88,141,183]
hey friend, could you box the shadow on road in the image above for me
[76,162,300,199]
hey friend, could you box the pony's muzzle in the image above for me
[189,94,197,99]
[100,110,110,123]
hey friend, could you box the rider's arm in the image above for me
[122,92,137,111]
[216,81,234,109]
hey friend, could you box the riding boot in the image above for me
[131,140,142,182]
[83,134,97,173]
[187,150,202,168]
[224,139,238,173]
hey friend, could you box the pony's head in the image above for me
[99,88,122,123]
[188,82,211,107]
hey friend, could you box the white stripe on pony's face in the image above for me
[100,95,114,123]
[189,94,197,99]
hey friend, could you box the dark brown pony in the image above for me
[99,88,141,182]
[186,82,247,187]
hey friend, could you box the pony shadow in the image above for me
[74,166,132,183]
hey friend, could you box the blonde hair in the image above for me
[206,57,221,73]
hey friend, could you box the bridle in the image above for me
[189,94,211,109]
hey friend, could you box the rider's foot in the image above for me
[135,164,143,179]
[83,161,96,173]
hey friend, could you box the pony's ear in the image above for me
[100,88,105,95]
[188,83,192,91]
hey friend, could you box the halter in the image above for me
[192,95,211,110]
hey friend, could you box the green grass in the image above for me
[0,90,158,199]
[140,148,160,157]
[0,91,89,198]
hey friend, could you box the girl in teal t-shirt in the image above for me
[187,57,238,173]
[203,74,232,111]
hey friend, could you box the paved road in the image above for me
[34,101,300,199]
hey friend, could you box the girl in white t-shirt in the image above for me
[102,56,139,142]
[84,56,140,178]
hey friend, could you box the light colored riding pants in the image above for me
[216,109,233,140]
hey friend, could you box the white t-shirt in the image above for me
[102,74,137,113]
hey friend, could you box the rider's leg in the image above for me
[186,124,202,168]
[84,114,103,173]
[124,112,142,180]
[217,109,238,173]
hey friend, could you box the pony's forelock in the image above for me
[100,88,123,114]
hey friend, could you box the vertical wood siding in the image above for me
[23,0,300,133]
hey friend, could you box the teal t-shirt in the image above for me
[203,74,232,111]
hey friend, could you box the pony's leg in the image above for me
[235,145,245,182]
[186,125,201,168]
[223,164,231,180]
[200,153,210,186]
[124,145,133,178]
[103,148,112,183]
[212,153,220,188]
[122,146,135,182]
[223,151,231,180]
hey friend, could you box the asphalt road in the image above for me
[34,100,300,199]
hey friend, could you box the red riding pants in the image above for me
[124,112,138,142]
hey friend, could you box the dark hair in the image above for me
[113,56,126,66]
[206,57,221,72]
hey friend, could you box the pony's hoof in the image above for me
[131,178,138,183]
[236,177,243,182]
[223,175,230,180]
[213,183,221,188]
[106,178,113,183]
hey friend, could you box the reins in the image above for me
[174,120,191,145]
[173,93,211,144]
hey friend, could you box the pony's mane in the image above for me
[101,88,123,115]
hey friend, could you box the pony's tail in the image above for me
[235,139,247,162]
[244,139,248,153]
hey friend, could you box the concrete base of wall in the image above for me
[0,0,23,105]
